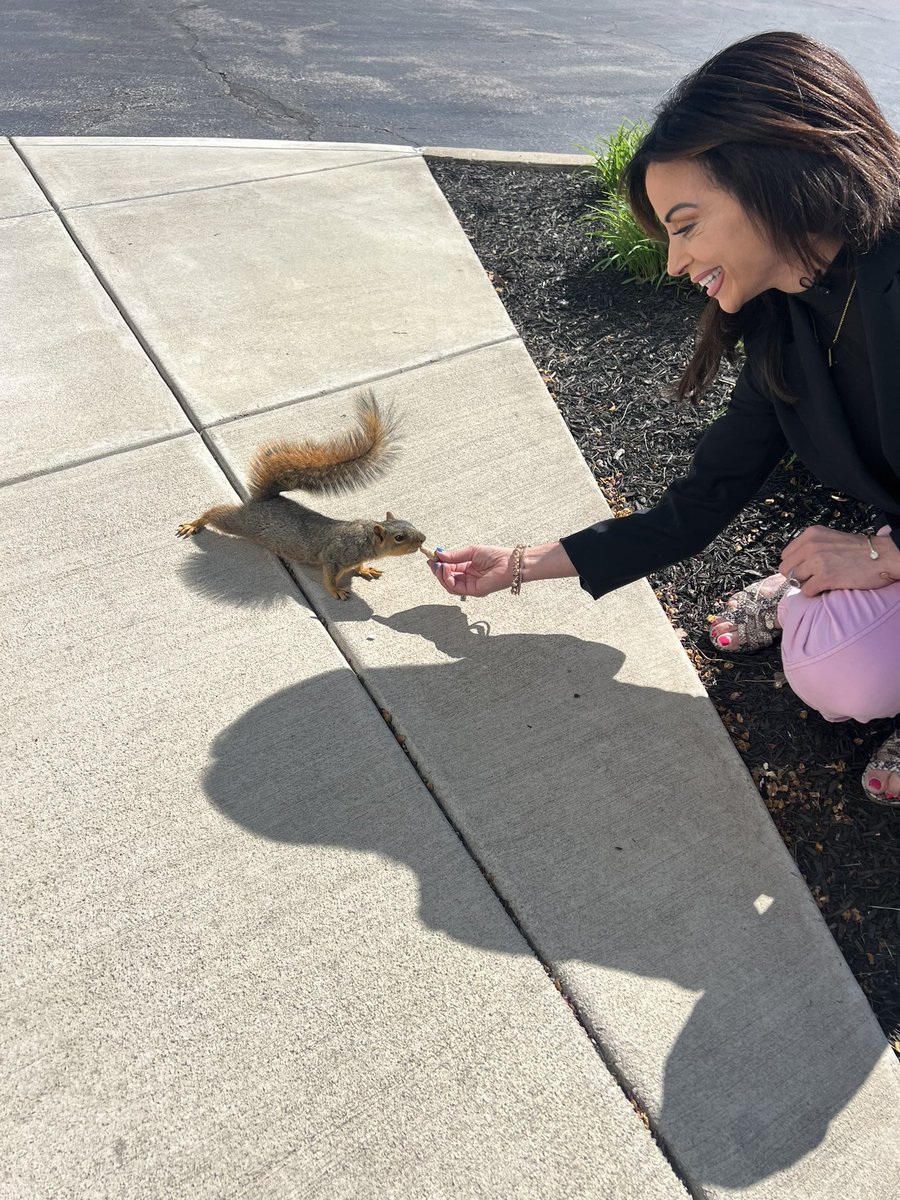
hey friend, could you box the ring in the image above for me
[787,569,799,586]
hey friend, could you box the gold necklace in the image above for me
[820,277,857,368]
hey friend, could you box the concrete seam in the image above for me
[204,334,522,430]
[303,653,700,1198]
[9,151,421,215]
[0,429,195,489]
[10,140,207,437]
[0,205,52,224]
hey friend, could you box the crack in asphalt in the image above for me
[162,1,319,136]
[153,3,421,145]
[219,75,319,134]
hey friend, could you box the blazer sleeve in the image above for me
[560,362,789,599]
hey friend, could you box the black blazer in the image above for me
[561,234,900,600]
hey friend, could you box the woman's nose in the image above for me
[667,239,689,278]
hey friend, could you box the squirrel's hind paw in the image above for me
[176,522,199,538]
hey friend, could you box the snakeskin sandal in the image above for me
[862,729,900,807]
[710,575,795,653]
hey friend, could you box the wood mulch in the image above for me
[427,156,900,1050]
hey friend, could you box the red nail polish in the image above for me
[868,778,883,790]
[718,634,732,647]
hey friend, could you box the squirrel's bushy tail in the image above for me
[247,389,400,501]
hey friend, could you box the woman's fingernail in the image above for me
[868,777,883,790]
[718,634,732,647]
[435,547,444,553]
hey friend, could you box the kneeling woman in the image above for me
[429,31,900,805]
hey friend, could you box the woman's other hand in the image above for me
[780,525,900,595]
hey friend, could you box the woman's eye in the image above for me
[673,223,696,237]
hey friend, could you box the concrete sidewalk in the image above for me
[2,137,898,1200]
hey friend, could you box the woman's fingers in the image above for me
[433,544,478,564]
[429,555,472,595]
[428,545,516,597]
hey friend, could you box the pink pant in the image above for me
[778,532,900,723]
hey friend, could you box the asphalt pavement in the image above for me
[0,2,898,149]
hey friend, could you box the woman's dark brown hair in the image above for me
[623,31,900,401]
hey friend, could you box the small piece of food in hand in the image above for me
[419,544,437,560]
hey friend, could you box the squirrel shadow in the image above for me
[175,531,302,611]
[175,527,384,614]
[201,602,889,1192]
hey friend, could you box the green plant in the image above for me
[578,122,692,290]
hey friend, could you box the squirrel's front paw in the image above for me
[359,565,383,580]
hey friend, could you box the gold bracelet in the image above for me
[510,544,528,596]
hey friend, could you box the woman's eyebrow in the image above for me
[664,201,698,223]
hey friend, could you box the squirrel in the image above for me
[176,389,427,600]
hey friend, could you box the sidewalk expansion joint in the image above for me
[0,205,53,224]
[257,567,700,1197]
[16,152,421,215]
[204,336,523,431]
[340,687,700,1198]
[10,141,207,440]
[0,429,196,490]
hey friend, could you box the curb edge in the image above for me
[419,145,592,172]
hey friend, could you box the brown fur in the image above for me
[176,395,425,600]
[247,389,399,501]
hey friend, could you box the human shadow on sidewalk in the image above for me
[200,599,889,1191]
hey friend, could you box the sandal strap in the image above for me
[867,730,900,775]
[863,729,900,806]
[717,575,793,653]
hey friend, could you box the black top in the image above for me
[561,234,900,600]
[796,252,898,499]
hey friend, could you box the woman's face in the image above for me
[644,158,812,312]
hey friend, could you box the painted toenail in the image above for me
[886,793,896,800]
[868,778,883,789]
[718,635,732,647]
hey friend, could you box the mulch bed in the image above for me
[427,157,900,1050]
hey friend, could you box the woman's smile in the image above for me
[644,159,832,312]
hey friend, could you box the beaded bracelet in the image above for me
[510,544,528,596]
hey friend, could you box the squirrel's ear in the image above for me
[385,511,395,521]
[373,523,387,541]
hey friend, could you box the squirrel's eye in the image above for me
[394,533,406,543]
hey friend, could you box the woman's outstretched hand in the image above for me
[428,545,515,597]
